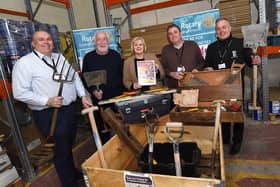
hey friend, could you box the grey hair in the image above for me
[93,31,112,43]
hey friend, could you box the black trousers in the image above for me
[222,122,244,144]
[32,103,78,187]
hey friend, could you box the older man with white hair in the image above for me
[82,31,124,143]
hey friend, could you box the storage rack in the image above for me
[0,0,77,183]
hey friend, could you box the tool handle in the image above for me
[86,109,108,168]
[166,122,183,128]
[173,143,182,177]
[252,64,258,108]
[49,108,59,137]
[93,131,108,168]
[211,101,222,177]
[81,106,99,115]
[212,103,221,151]
[230,63,245,75]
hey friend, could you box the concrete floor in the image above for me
[224,117,280,187]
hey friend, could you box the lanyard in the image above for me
[218,39,232,63]
[178,42,185,67]
[33,50,59,73]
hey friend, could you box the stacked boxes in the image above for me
[0,146,19,186]
[0,19,62,75]
[0,19,34,75]
[217,0,251,38]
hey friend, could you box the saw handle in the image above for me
[230,63,245,75]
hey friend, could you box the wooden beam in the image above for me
[0,8,29,17]
[130,0,200,15]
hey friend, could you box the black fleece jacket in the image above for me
[205,35,252,70]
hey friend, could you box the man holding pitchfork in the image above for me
[12,30,92,187]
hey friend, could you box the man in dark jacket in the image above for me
[205,18,260,155]
[82,31,124,143]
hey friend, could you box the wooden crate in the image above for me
[82,116,225,187]
[170,69,244,124]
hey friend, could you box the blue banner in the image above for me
[72,27,119,67]
[173,9,220,57]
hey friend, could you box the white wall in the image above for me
[0,0,98,32]
[109,0,212,39]
[0,0,27,21]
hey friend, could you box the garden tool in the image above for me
[44,57,76,148]
[241,23,269,110]
[83,70,110,132]
[82,106,108,168]
[143,108,159,172]
[211,100,225,178]
[101,108,143,155]
[166,122,184,176]
[223,63,245,84]
[83,70,107,91]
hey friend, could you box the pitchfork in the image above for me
[44,55,76,147]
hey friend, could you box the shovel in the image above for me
[241,23,269,110]
[83,70,107,91]
[83,70,110,133]
[166,122,184,176]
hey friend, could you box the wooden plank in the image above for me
[130,23,171,36]
[170,111,244,123]
[85,168,221,187]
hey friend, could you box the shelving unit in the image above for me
[257,45,280,121]
[0,1,77,183]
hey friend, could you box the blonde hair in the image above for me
[130,36,147,53]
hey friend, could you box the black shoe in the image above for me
[229,143,241,155]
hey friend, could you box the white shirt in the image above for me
[12,50,86,110]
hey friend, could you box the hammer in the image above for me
[82,106,108,168]
[211,100,225,178]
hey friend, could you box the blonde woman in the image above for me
[123,36,165,91]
